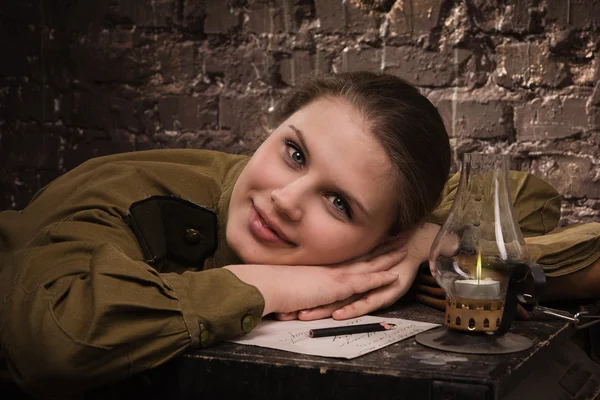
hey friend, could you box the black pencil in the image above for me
[309,322,396,338]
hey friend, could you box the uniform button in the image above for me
[184,227,204,244]
[241,314,255,333]
[200,329,214,347]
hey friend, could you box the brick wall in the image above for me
[1,0,599,224]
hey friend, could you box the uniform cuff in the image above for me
[162,268,265,348]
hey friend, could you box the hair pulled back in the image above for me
[273,71,451,234]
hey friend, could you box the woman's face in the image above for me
[227,97,399,266]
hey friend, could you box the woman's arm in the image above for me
[0,210,266,398]
[0,208,404,398]
[291,222,440,320]
[225,248,406,316]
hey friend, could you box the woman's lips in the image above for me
[248,203,293,246]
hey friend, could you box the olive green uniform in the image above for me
[0,149,262,397]
[0,149,596,398]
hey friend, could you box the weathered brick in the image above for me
[31,34,72,90]
[545,0,600,30]
[469,0,539,33]
[246,0,294,34]
[314,49,331,75]
[157,96,218,132]
[316,0,380,33]
[4,0,600,219]
[246,0,275,33]
[205,44,271,87]
[529,156,600,199]
[0,15,40,78]
[280,51,314,85]
[434,96,514,139]
[591,82,600,107]
[181,0,205,32]
[136,128,259,155]
[159,41,198,85]
[0,169,61,211]
[345,0,382,33]
[63,129,136,171]
[69,88,112,130]
[0,84,56,123]
[43,0,110,32]
[1,130,61,170]
[387,0,442,38]
[461,48,494,88]
[384,46,471,87]
[560,200,600,225]
[589,106,600,131]
[495,41,570,88]
[69,45,154,84]
[108,89,141,133]
[0,86,21,121]
[339,47,381,73]
[219,93,269,133]
[204,2,240,34]
[116,0,175,27]
[515,96,590,141]
[315,0,345,33]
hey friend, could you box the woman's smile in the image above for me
[248,202,296,247]
[227,97,398,266]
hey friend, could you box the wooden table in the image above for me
[122,301,600,400]
[5,302,599,400]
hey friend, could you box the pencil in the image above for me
[309,322,396,338]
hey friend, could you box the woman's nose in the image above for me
[271,185,304,222]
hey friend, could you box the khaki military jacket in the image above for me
[0,149,564,397]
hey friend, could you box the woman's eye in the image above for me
[326,194,352,218]
[285,140,305,165]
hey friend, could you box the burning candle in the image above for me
[453,253,501,299]
[454,279,500,299]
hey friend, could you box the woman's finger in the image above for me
[298,303,341,321]
[345,234,409,263]
[332,274,414,320]
[274,311,299,321]
[341,247,408,274]
[341,270,399,297]
[332,290,394,320]
[297,295,360,321]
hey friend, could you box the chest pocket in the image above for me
[127,196,218,272]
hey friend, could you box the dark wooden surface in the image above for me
[5,302,599,400]
[138,302,600,400]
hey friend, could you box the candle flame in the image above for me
[476,253,482,284]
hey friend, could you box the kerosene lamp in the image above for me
[415,153,545,354]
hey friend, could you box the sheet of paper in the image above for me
[229,315,439,359]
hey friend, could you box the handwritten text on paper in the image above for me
[229,315,439,359]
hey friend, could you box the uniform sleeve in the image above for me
[425,171,562,237]
[0,209,264,398]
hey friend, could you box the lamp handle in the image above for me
[495,263,546,336]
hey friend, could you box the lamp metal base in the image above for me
[415,327,534,355]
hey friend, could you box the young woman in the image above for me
[0,71,561,397]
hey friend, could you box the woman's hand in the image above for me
[285,223,443,321]
[224,247,408,316]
